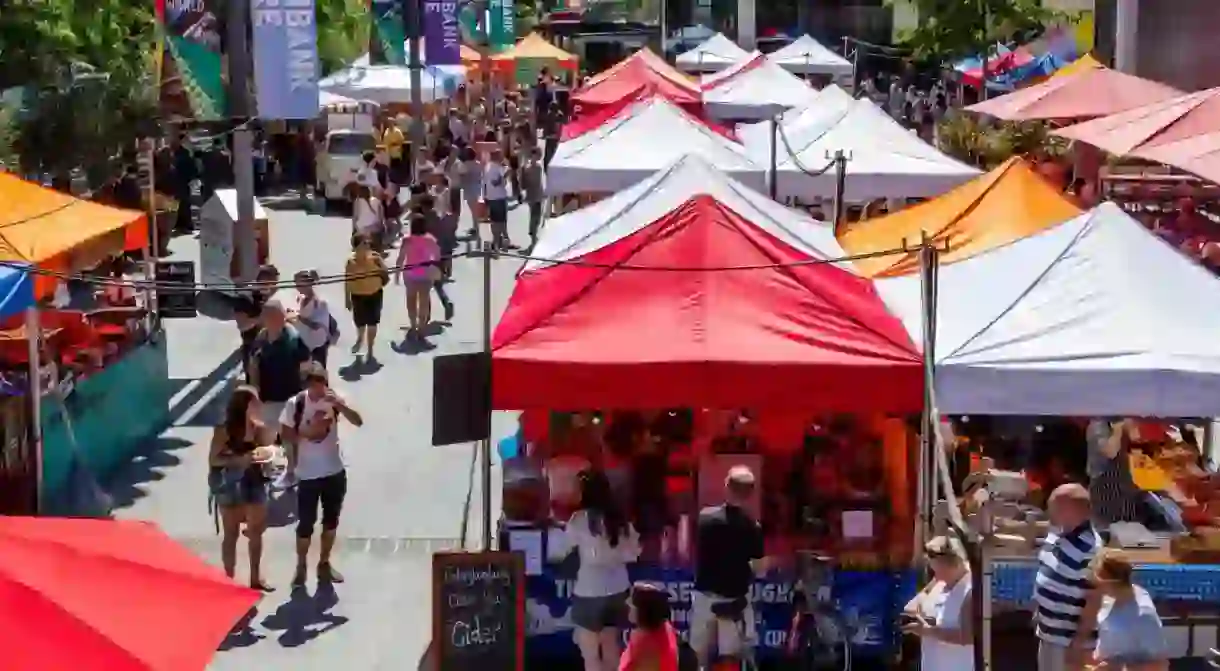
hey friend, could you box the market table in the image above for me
[992,559,1220,606]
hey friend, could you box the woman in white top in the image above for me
[552,469,641,671]
[902,536,975,670]
[351,184,384,247]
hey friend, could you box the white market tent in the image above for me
[702,54,820,121]
[756,97,978,202]
[318,64,463,105]
[675,33,750,73]
[352,41,467,80]
[736,84,857,148]
[530,153,840,273]
[766,34,854,77]
[877,202,1220,417]
[547,98,765,194]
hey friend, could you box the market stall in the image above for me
[0,263,36,515]
[494,154,925,660]
[735,84,855,149]
[966,62,1181,121]
[490,33,578,84]
[756,96,979,203]
[0,174,167,513]
[547,98,765,195]
[765,34,853,78]
[700,52,819,121]
[570,49,703,119]
[674,33,750,73]
[318,64,464,105]
[560,93,737,142]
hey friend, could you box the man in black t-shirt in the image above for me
[691,465,768,668]
[248,299,311,446]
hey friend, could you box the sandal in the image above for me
[250,578,276,593]
[318,563,345,584]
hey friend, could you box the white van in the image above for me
[315,101,379,203]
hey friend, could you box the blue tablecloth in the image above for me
[524,566,917,659]
[993,560,1220,607]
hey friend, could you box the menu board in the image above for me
[432,551,524,671]
[154,261,197,318]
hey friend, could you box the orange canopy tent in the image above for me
[838,157,1082,277]
[0,174,148,295]
[491,34,577,71]
[966,64,1181,121]
[1052,53,1104,80]
[1055,87,1220,187]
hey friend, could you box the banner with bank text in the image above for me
[251,0,321,119]
[423,0,462,65]
[488,0,515,51]
[155,0,227,121]
[369,0,406,64]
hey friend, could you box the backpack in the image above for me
[289,391,337,439]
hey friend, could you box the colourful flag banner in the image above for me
[251,0,321,120]
[155,0,227,121]
[423,0,462,65]
[488,0,515,51]
[370,0,406,64]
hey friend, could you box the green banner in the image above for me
[371,0,406,65]
[489,0,515,51]
[458,2,482,46]
[155,0,227,121]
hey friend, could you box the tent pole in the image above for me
[26,307,43,514]
[144,138,160,333]
[768,116,778,201]
[481,241,494,551]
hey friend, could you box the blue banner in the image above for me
[251,0,320,119]
[524,567,915,659]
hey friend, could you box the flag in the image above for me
[251,0,321,120]
[155,0,227,121]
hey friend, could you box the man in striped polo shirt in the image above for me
[1034,484,1102,671]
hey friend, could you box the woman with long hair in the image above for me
[208,385,276,590]
[352,184,384,249]
[552,469,641,671]
[394,213,440,339]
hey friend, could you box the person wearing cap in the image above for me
[248,298,312,436]
[290,269,334,369]
[279,362,363,586]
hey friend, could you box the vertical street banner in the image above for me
[458,2,482,47]
[423,0,462,65]
[155,0,227,121]
[251,0,321,119]
[488,0,515,52]
[370,0,406,65]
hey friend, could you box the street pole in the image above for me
[481,242,494,551]
[405,0,426,169]
[227,0,259,282]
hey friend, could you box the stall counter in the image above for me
[992,559,1220,606]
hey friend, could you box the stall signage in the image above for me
[525,569,912,657]
[433,551,524,671]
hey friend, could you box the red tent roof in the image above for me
[561,93,739,142]
[492,194,922,412]
[571,58,703,119]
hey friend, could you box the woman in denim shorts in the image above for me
[208,385,276,591]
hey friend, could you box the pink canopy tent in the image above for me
[1055,87,1220,186]
[966,65,1180,121]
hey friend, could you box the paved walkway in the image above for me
[104,197,531,670]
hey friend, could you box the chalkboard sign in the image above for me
[154,261,197,318]
[432,551,524,671]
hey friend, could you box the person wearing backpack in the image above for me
[289,269,337,369]
[279,362,364,586]
[248,298,312,444]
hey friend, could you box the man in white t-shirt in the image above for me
[289,270,333,368]
[482,150,513,250]
[280,362,364,586]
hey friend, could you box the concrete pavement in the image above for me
[104,196,533,670]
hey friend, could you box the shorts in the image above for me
[297,470,347,537]
[209,468,269,507]
[1037,641,1068,671]
[570,591,629,631]
[690,591,756,662]
[487,198,508,224]
[350,290,383,327]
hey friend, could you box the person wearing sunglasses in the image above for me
[902,536,974,669]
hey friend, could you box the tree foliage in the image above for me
[895,0,1070,63]
[316,0,372,74]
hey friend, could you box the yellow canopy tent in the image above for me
[491,33,578,83]
[838,157,1082,277]
[0,174,148,295]
[1053,53,1104,80]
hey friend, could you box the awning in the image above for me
[765,34,853,77]
[702,53,819,121]
[675,33,751,73]
[838,157,1082,277]
[966,64,1181,121]
[490,33,578,68]
[571,50,702,118]
[495,154,922,412]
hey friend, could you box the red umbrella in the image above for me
[0,517,260,670]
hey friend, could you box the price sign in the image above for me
[432,551,524,671]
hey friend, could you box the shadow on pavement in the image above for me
[336,356,384,382]
[103,437,195,511]
[219,606,266,651]
[260,582,349,648]
[164,347,244,427]
[391,337,437,356]
[266,487,297,528]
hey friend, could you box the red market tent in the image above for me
[571,52,703,119]
[561,92,739,142]
[492,155,923,412]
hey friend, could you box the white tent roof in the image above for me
[767,35,853,76]
[529,154,842,273]
[877,202,1220,417]
[318,65,460,104]
[675,33,750,72]
[699,50,760,88]
[547,98,765,195]
[736,84,856,148]
[764,97,978,201]
[702,57,820,121]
